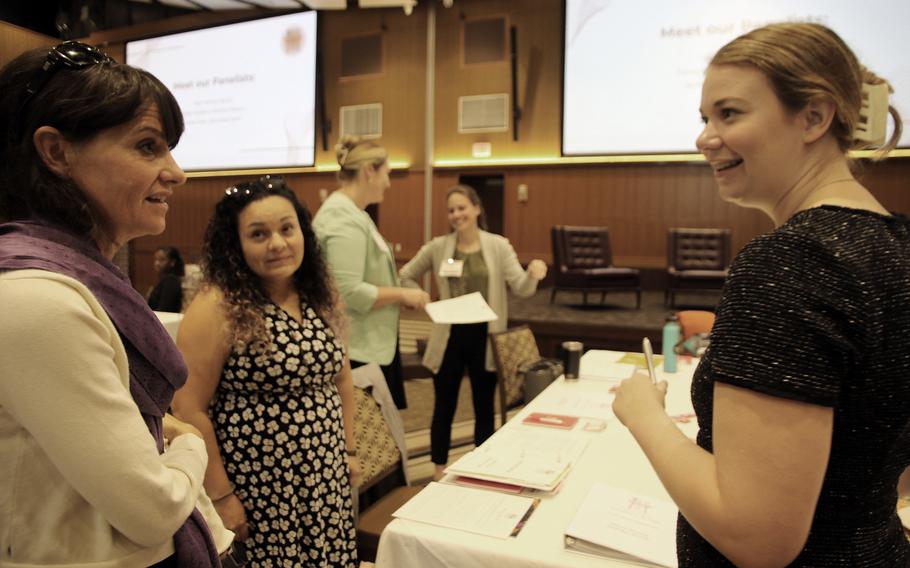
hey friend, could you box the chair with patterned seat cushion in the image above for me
[550,225,641,308]
[354,385,403,497]
[666,228,732,307]
[353,384,423,562]
[490,325,540,428]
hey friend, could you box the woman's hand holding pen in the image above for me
[612,372,668,429]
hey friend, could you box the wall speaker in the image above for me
[463,17,506,65]
[341,33,383,77]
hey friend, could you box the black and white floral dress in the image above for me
[212,302,357,567]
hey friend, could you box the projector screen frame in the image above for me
[559,0,910,161]
[125,9,320,174]
[558,0,707,163]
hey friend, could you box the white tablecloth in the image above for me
[154,311,183,343]
[375,350,699,568]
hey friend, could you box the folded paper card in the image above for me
[565,483,678,567]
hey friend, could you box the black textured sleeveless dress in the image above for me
[678,207,910,566]
[213,302,357,567]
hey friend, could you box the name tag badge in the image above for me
[370,228,390,253]
[438,258,464,278]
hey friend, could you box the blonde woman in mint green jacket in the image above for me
[313,137,429,409]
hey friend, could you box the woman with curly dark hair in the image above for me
[173,176,360,567]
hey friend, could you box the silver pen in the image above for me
[642,337,657,383]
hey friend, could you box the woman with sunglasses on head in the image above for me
[312,136,430,410]
[399,185,547,480]
[0,42,226,566]
[613,23,909,566]
[173,177,360,567]
[148,245,185,313]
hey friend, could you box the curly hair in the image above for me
[0,43,183,231]
[201,177,346,353]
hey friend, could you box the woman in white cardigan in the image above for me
[400,185,547,479]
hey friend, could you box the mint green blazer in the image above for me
[313,190,400,365]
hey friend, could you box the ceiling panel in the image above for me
[134,0,415,11]
[186,0,256,9]
[245,0,307,8]
[154,0,206,9]
[301,0,347,8]
[358,0,416,8]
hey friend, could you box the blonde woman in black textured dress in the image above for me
[613,23,910,567]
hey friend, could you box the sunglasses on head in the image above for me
[224,175,289,198]
[15,41,114,139]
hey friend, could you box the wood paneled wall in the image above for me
[0,22,56,67]
[321,9,427,168]
[432,159,907,267]
[434,0,563,160]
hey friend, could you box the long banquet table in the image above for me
[375,350,699,568]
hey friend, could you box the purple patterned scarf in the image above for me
[0,220,220,567]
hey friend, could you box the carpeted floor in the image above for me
[400,376,476,433]
[509,289,721,330]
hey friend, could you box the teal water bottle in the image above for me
[662,314,680,373]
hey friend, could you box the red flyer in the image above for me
[522,412,580,430]
[452,476,525,494]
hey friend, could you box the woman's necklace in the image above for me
[796,176,890,217]
[796,177,859,211]
[812,177,856,192]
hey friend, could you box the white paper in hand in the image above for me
[425,292,498,324]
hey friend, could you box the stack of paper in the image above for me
[445,428,589,491]
[578,350,639,382]
[450,475,525,494]
[565,484,678,567]
[393,482,538,539]
[530,388,616,420]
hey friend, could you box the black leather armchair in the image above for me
[666,228,731,307]
[550,225,641,308]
